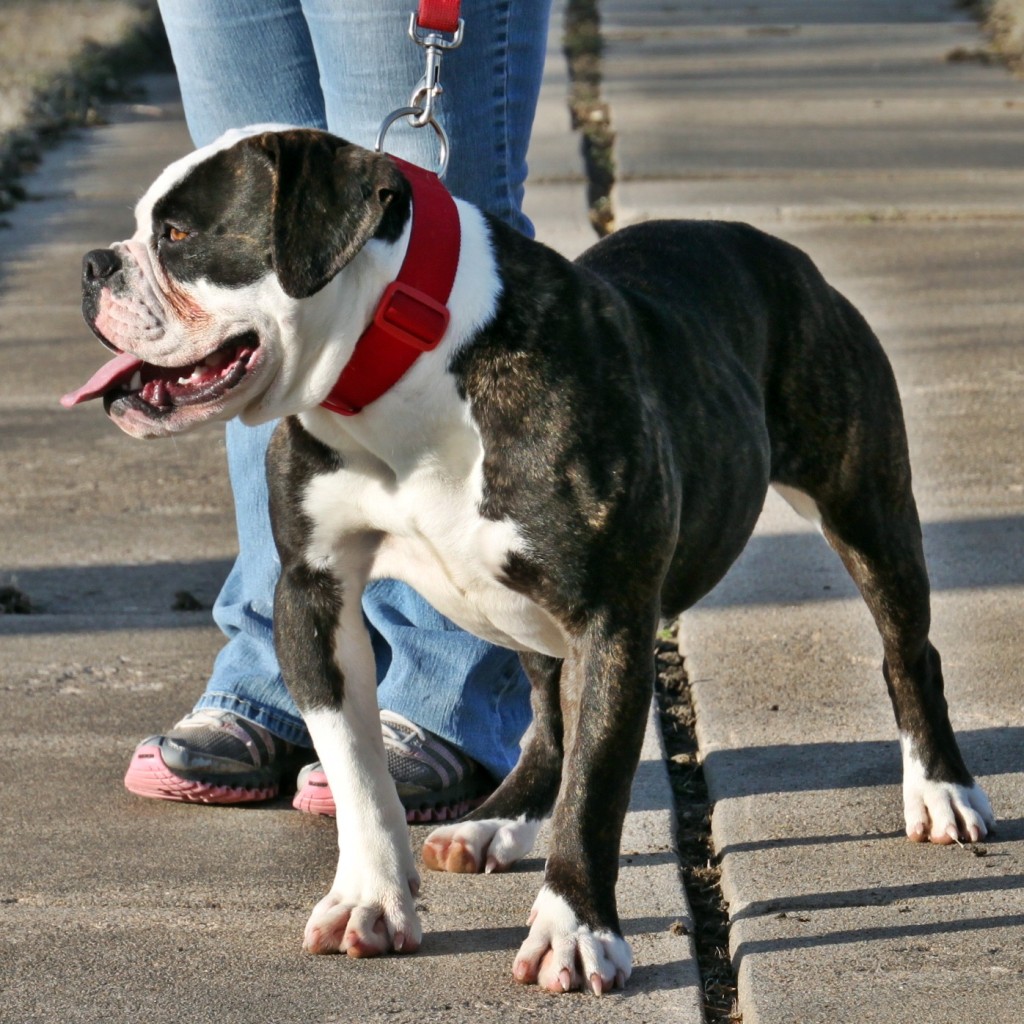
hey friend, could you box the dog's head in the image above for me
[63,127,411,437]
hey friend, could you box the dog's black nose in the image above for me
[82,248,122,283]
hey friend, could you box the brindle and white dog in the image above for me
[65,127,994,995]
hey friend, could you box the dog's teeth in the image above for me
[130,371,142,390]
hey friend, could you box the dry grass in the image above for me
[984,0,1024,68]
[655,630,742,1024]
[0,1,152,132]
[965,0,1024,67]
[563,0,616,237]
[0,0,163,210]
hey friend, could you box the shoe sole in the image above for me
[292,768,490,822]
[124,744,279,804]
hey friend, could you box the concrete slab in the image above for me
[594,0,1024,1020]
[600,0,1024,216]
[613,174,1024,227]
[602,0,976,30]
[523,8,594,256]
[0,630,700,1024]
[0,32,700,1024]
[681,499,1024,1023]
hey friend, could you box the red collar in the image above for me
[320,156,461,416]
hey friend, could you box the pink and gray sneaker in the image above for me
[125,707,494,821]
[124,708,307,804]
[293,709,494,822]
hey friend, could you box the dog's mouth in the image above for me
[61,332,260,417]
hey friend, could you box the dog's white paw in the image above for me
[512,886,632,995]
[302,874,422,957]
[422,817,540,874]
[903,777,995,845]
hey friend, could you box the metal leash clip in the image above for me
[375,12,465,179]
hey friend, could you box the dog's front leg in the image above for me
[273,544,420,959]
[512,622,653,995]
[268,421,420,956]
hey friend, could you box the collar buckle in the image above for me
[319,394,362,416]
[374,280,450,352]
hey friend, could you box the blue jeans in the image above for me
[157,0,551,778]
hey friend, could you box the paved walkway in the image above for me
[0,16,699,1024]
[596,0,1024,1021]
[1,2,1022,1022]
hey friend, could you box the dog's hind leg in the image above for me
[816,492,993,843]
[769,308,993,843]
[423,652,562,874]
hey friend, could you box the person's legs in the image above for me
[442,0,554,237]
[124,1,329,802]
[144,0,323,748]
[299,0,551,775]
[156,0,328,147]
[303,0,551,238]
[366,582,530,780]
[128,0,550,806]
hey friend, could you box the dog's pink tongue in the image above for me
[60,351,144,408]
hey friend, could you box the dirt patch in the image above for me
[963,0,1024,70]
[562,0,616,236]
[172,590,206,612]
[0,583,35,614]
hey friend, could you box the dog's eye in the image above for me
[163,224,191,243]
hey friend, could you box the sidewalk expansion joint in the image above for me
[656,625,742,1023]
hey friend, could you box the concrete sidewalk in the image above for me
[597,0,1024,1020]
[0,16,700,1024]
[3,2,1023,1022]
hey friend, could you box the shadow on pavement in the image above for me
[702,729,1024,801]
[3,515,1021,632]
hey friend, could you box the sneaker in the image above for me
[292,709,494,822]
[124,708,308,804]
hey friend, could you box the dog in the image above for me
[64,127,995,995]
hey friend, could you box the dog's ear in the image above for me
[246,130,410,300]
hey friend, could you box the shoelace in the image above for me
[380,710,468,787]
[379,710,429,748]
[174,708,275,768]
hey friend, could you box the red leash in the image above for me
[416,0,461,33]
[375,1,464,178]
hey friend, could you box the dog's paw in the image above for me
[422,817,540,874]
[302,875,422,957]
[511,886,632,995]
[903,777,995,845]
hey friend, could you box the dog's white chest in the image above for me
[300,446,566,658]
